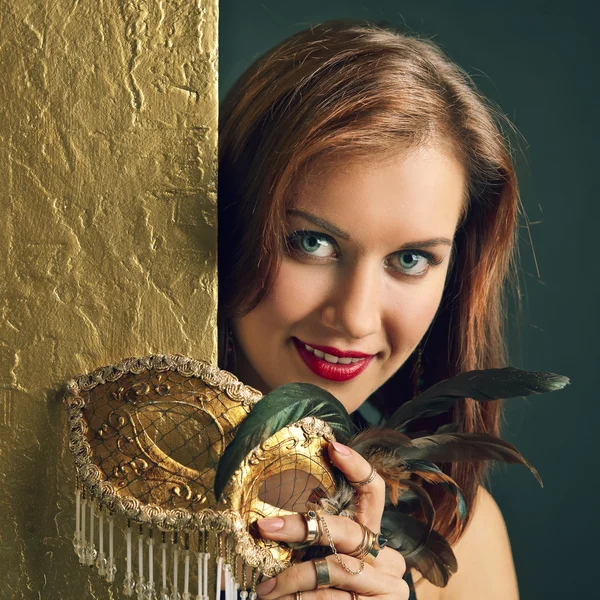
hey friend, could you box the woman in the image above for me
[217,20,521,600]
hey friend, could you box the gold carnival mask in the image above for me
[66,354,339,599]
[65,353,568,598]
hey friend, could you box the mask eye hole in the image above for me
[258,470,324,512]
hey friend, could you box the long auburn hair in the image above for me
[218,20,523,545]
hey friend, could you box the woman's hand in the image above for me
[255,441,411,599]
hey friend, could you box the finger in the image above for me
[275,591,357,600]
[328,441,386,531]
[257,513,361,553]
[256,514,405,574]
[255,554,399,599]
[256,514,392,558]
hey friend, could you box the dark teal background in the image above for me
[219,2,598,598]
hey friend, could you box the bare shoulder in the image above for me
[410,486,519,600]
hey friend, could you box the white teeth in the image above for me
[302,343,368,364]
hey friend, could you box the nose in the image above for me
[320,261,381,340]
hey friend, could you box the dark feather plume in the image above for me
[405,460,467,521]
[381,509,457,587]
[338,367,567,585]
[387,367,569,431]
[212,367,568,587]
[400,432,543,486]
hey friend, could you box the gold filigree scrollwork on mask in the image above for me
[66,354,339,575]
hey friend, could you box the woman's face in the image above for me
[232,144,466,414]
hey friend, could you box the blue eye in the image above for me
[286,230,337,258]
[285,231,442,277]
[387,251,436,277]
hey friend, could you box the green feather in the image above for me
[435,423,460,434]
[214,382,353,500]
[405,459,467,520]
[399,478,436,536]
[401,432,543,486]
[388,367,569,430]
[381,509,457,587]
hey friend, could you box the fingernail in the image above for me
[331,441,351,456]
[257,517,285,532]
[256,577,277,596]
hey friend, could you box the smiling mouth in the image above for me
[292,338,374,382]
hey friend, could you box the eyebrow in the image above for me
[287,209,454,249]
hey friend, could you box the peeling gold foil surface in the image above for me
[0,1,218,597]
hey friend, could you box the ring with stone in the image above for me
[364,531,388,564]
[348,523,388,564]
[303,510,320,545]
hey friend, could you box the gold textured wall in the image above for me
[0,1,218,597]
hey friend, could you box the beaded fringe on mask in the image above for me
[72,486,260,600]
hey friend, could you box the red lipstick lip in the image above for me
[293,338,374,382]
[294,337,375,358]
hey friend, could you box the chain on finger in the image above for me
[317,513,365,576]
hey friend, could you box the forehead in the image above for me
[289,145,467,246]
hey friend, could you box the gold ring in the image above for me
[295,593,303,600]
[348,523,387,564]
[348,466,377,488]
[348,522,372,559]
[303,510,320,545]
[351,593,359,600]
[363,531,388,565]
[314,557,331,589]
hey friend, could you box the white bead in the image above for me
[136,575,147,600]
[106,556,117,583]
[123,572,136,596]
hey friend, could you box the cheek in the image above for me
[243,261,327,340]
[270,262,320,322]
[385,273,448,348]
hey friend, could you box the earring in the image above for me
[225,321,237,372]
[411,343,424,398]
[218,320,235,371]
[226,324,234,355]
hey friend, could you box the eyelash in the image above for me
[284,230,443,278]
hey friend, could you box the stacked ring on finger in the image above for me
[348,523,372,560]
[349,523,388,564]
